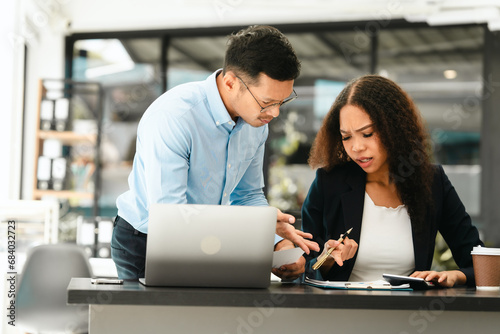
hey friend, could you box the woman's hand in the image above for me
[410,270,466,287]
[315,236,358,276]
[322,237,358,267]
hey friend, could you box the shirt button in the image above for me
[228,163,231,169]
[216,121,220,125]
[223,193,227,197]
[228,121,233,125]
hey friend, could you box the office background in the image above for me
[2,0,500,250]
[1,1,500,332]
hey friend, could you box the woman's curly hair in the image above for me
[309,75,434,231]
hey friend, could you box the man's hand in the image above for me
[272,239,305,280]
[275,208,319,255]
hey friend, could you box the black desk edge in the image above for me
[67,278,500,312]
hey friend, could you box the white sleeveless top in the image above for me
[349,192,415,282]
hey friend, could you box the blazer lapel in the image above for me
[340,165,366,242]
[336,163,431,272]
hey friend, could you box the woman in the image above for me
[302,75,483,287]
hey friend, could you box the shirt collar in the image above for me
[205,69,234,128]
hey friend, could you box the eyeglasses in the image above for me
[236,76,298,113]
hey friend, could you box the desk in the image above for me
[68,278,500,334]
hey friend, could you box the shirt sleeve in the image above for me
[138,109,191,205]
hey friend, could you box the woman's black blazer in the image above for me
[302,161,483,286]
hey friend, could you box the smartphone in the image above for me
[383,273,437,290]
[91,278,124,285]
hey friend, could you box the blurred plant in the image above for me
[271,111,308,156]
[268,164,300,211]
[431,233,459,271]
[268,111,308,211]
[58,214,79,242]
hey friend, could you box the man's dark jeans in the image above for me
[110,216,147,280]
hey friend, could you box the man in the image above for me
[111,25,319,281]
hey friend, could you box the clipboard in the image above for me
[304,277,412,290]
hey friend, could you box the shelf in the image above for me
[31,79,104,257]
[38,130,97,144]
[33,189,94,200]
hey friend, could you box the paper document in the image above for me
[272,248,304,268]
[305,277,411,290]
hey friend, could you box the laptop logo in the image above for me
[201,235,222,255]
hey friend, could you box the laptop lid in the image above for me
[141,204,277,288]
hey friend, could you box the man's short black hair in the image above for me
[223,25,301,84]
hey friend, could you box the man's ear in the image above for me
[222,71,237,91]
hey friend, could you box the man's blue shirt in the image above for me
[116,70,269,233]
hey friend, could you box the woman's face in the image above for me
[339,105,389,177]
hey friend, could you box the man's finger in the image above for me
[276,222,319,254]
[293,237,311,255]
[294,230,313,239]
[305,239,320,252]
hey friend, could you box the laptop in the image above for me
[139,204,277,288]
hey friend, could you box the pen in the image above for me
[312,227,353,270]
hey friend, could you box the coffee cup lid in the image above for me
[471,246,500,255]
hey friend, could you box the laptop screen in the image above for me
[142,204,277,288]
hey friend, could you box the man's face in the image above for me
[228,73,295,128]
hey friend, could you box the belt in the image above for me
[114,215,147,237]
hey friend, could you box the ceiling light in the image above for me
[85,62,135,78]
[427,7,500,25]
[444,70,457,79]
[439,1,500,9]
[378,69,389,78]
[488,18,500,31]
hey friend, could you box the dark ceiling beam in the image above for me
[169,42,217,71]
[161,35,169,92]
[168,58,221,68]
[120,39,143,63]
[378,46,482,60]
[413,29,466,65]
[314,34,364,71]
[481,28,500,247]
[67,19,470,41]
[378,28,421,70]
[370,33,378,74]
